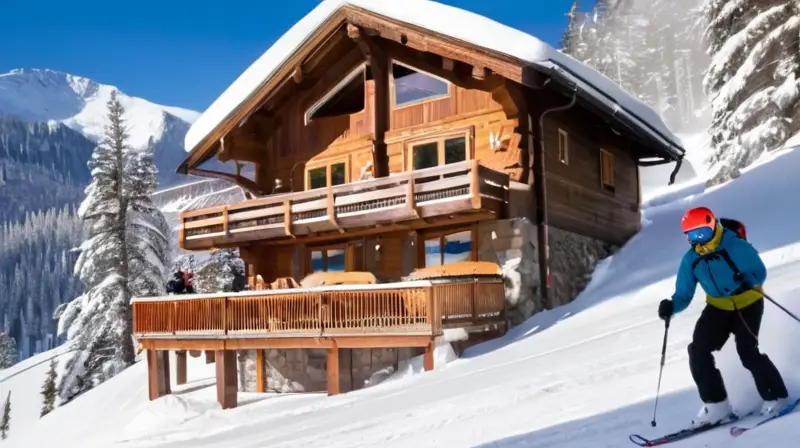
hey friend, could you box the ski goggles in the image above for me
[685,226,714,244]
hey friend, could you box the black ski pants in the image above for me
[687,298,788,403]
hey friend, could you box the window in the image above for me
[408,133,469,171]
[392,62,450,107]
[305,158,348,190]
[558,129,569,164]
[309,246,346,273]
[600,148,614,190]
[304,64,366,124]
[423,230,473,267]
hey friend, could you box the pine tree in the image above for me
[0,391,10,440]
[560,0,581,53]
[40,359,58,417]
[0,332,17,368]
[702,0,800,185]
[56,91,171,404]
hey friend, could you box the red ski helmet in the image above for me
[681,207,716,244]
[681,206,715,233]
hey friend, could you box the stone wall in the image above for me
[476,218,614,325]
[547,226,615,309]
[477,218,541,325]
[236,347,423,393]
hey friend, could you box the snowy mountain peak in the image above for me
[0,68,201,150]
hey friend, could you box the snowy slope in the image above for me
[5,146,800,446]
[0,68,199,150]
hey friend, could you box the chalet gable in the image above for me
[179,0,685,179]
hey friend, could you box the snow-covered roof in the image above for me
[184,0,685,161]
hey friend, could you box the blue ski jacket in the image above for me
[671,223,766,314]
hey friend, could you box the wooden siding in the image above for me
[245,49,510,193]
[542,115,640,245]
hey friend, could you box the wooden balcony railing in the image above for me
[132,279,506,340]
[179,160,509,250]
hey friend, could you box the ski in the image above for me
[729,398,800,437]
[629,413,751,446]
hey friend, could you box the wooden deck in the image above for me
[133,278,506,407]
[179,160,509,250]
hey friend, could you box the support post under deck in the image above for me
[215,350,238,409]
[146,349,171,401]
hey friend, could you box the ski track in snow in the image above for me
[6,153,800,445]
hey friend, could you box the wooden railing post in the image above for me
[470,159,481,209]
[405,172,419,218]
[222,206,229,236]
[283,199,293,237]
[471,280,478,324]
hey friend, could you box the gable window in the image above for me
[408,133,469,171]
[306,157,349,190]
[423,229,473,267]
[558,129,569,164]
[304,64,366,124]
[600,148,614,191]
[392,62,450,108]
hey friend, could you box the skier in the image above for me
[658,206,789,428]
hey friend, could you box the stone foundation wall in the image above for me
[548,226,615,309]
[236,347,423,393]
[476,218,614,325]
[477,218,541,325]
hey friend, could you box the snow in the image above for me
[7,144,800,446]
[0,68,200,150]
[184,0,683,159]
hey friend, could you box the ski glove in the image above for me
[658,299,673,320]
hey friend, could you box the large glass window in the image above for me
[409,134,468,171]
[423,229,473,267]
[306,160,348,190]
[310,247,346,273]
[392,62,449,107]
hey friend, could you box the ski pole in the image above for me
[651,316,670,427]
[762,292,800,324]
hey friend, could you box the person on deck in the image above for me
[657,206,789,428]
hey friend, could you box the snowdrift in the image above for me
[5,146,800,447]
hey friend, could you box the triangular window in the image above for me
[392,62,449,107]
[305,63,366,124]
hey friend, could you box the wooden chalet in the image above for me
[132,0,685,409]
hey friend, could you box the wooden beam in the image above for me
[347,23,389,178]
[175,350,187,386]
[442,57,454,71]
[256,350,266,393]
[146,350,171,401]
[342,7,535,86]
[292,65,304,84]
[423,340,434,371]
[140,335,439,352]
[327,346,340,396]
[215,350,238,409]
[472,65,487,80]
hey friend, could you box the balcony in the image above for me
[132,277,507,346]
[179,159,509,250]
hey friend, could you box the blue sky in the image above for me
[0,0,575,112]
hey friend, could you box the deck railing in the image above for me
[179,159,509,250]
[132,279,506,339]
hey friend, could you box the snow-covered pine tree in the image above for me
[40,358,58,417]
[0,332,17,368]
[0,391,10,440]
[56,91,170,404]
[560,0,581,53]
[124,136,170,299]
[703,0,800,185]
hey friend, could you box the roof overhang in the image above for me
[179,2,685,176]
